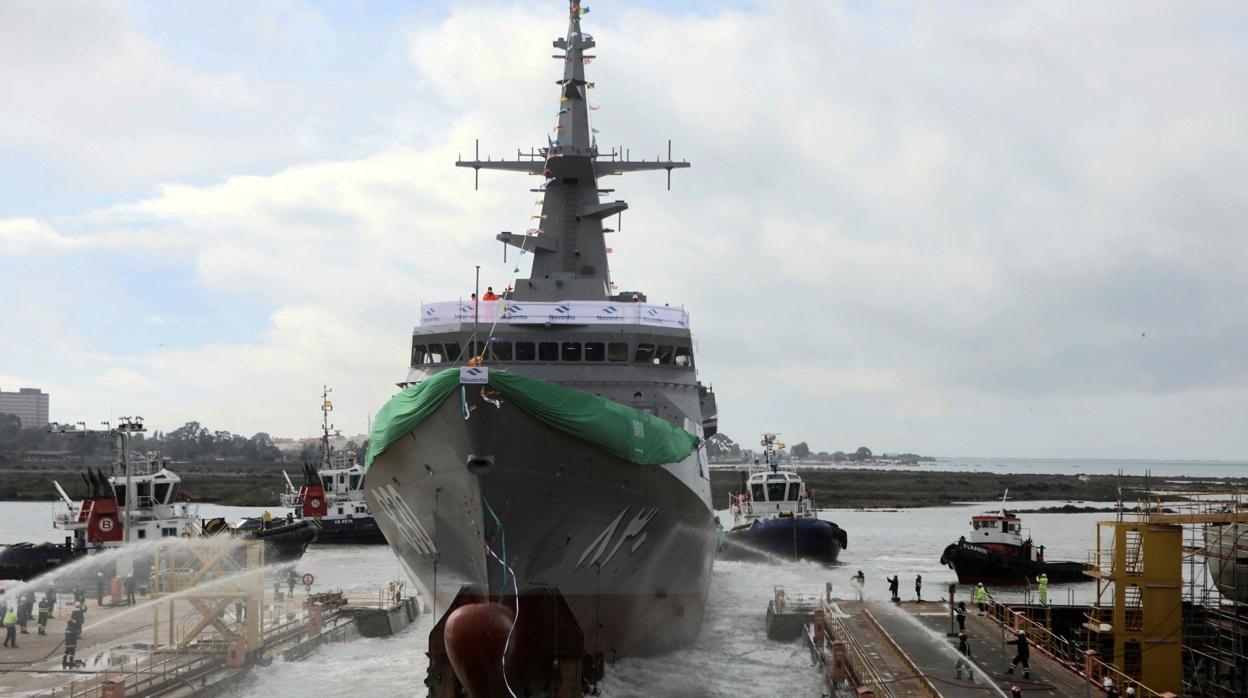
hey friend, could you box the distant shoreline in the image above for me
[708,467,1248,510]
[2,460,1244,509]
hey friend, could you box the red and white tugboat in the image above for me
[0,418,313,583]
[274,387,386,544]
[940,492,1089,585]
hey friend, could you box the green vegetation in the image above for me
[709,467,1248,510]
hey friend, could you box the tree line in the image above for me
[0,414,296,462]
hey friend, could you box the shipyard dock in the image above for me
[769,584,1161,697]
[0,541,419,698]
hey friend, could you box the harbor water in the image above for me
[1,498,1121,697]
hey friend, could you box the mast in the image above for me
[457,0,690,302]
[321,386,333,463]
[116,417,144,544]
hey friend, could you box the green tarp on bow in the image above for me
[364,367,699,471]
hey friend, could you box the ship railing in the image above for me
[982,593,1166,698]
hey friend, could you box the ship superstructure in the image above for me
[363,3,717,695]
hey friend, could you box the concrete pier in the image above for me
[789,585,1100,697]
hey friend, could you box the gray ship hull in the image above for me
[364,388,715,659]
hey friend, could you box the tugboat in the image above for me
[0,449,200,582]
[362,3,718,695]
[940,493,1088,585]
[718,433,847,563]
[274,387,386,544]
[0,419,313,583]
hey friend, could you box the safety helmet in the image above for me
[1017,629,1026,636]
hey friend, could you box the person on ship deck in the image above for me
[482,287,498,301]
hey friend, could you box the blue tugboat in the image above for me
[717,433,847,563]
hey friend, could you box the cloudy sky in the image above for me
[2,1,1245,459]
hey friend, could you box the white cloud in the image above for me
[1,1,1245,459]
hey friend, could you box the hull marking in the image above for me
[577,508,628,569]
[374,484,438,559]
[577,507,659,570]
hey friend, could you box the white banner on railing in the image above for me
[420,300,690,329]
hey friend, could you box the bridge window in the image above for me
[444,342,461,362]
[154,483,170,504]
[608,342,629,361]
[411,343,427,366]
[767,482,787,501]
[423,345,445,364]
[490,341,513,361]
[655,345,674,365]
[634,343,656,363]
[350,474,362,490]
[584,342,605,361]
[751,484,765,501]
[562,342,582,361]
[515,341,536,361]
[674,346,692,367]
[538,342,559,361]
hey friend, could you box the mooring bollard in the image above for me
[100,678,126,698]
[308,604,323,634]
[813,608,826,650]
[832,641,848,682]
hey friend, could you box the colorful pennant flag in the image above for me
[591,128,600,133]
[531,214,547,220]
[590,105,600,111]
[606,247,614,253]
[587,82,596,89]
[584,58,593,65]
[560,96,569,103]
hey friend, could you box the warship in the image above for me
[363,2,717,695]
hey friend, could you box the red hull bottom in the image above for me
[427,588,704,697]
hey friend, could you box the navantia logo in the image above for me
[424,307,435,317]
[553,304,571,315]
[464,367,484,378]
[501,303,524,318]
[645,308,659,317]
[601,306,618,315]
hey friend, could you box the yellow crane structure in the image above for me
[148,537,267,664]
[1085,494,1248,696]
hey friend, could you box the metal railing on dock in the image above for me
[981,592,1166,698]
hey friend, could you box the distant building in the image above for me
[0,387,50,428]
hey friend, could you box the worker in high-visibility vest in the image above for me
[1037,573,1049,606]
[974,582,988,615]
